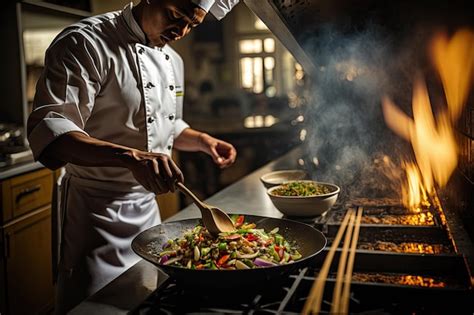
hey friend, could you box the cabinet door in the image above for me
[4,206,54,315]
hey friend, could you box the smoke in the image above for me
[299,25,424,198]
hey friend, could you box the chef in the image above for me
[27,0,239,313]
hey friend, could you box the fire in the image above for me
[382,30,474,211]
[401,162,429,212]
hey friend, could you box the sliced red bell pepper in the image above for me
[274,245,284,259]
[246,233,258,241]
[217,254,230,266]
[234,215,245,227]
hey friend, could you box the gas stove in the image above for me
[132,198,474,314]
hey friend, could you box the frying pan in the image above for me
[132,215,326,290]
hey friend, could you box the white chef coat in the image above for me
[26,3,188,313]
[28,2,189,188]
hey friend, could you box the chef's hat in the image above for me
[191,0,240,20]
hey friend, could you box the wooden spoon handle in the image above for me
[176,182,208,211]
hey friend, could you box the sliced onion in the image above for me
[194,246,200,261]
[269,227,279,234]
[236,251,259,259]
[235,260,250,269]
[159,255,169,264]
[253,257,277,267]
[163,255,183,265]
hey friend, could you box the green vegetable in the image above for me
[273,181,331,196]
[201,247,210,256]
[218,242,227,251]
[269,247,280,262]
[274,234,283,246]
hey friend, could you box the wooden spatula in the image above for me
[176,182,235,235]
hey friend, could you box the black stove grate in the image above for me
[133,266,472,314]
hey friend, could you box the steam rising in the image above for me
[300,26,426,199]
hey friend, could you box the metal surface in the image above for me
[0,159,42,180]
[69,260,167,315]
[131,215,327,289]
[243,0,317,75]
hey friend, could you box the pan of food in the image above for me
[132,214,326,289]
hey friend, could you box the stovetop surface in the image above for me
[133,266,472,314]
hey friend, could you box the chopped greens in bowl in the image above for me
[271,181,332,197]
[266,180,340,217]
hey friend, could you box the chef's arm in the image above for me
[39,131,183,193]
[174,128,237,168]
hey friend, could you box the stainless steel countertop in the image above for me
[70,146,304,314]
[0,159,44,180]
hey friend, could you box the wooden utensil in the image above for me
[176,182,235,235]
[302,206,363,314]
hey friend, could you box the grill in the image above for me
[132,195,473,314]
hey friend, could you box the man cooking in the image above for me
[27,0,239,313]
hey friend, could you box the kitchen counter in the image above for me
[70,146,305,314]
[0,159,44,180]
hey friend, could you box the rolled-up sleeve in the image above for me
[173,118,190,138]
[27,31,102,160]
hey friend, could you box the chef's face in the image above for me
[141,0,206,47]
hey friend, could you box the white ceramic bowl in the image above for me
[260,170,308,188]
[267,180,340,217]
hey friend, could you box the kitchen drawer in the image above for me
[2,168,53,222]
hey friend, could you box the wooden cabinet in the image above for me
[2,168,53,223]
[1,168,56,315]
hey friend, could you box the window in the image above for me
[235,9,303,98]
[238,37,276,95]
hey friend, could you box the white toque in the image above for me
[192,0,240,20]
[191,0,215,12]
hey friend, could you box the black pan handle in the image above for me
[15,184,41,204]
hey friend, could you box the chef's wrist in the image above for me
[197,132,209,151]
[116,148,140,169]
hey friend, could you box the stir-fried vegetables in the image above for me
[272,181,331,197]
[153,215,302,270]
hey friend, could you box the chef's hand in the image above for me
[125,150,184,194]
[199,133,237,169]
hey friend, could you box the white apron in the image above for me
[54,174,160,314]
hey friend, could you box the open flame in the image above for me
[401,162,430,212]
[382,29,474,211]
